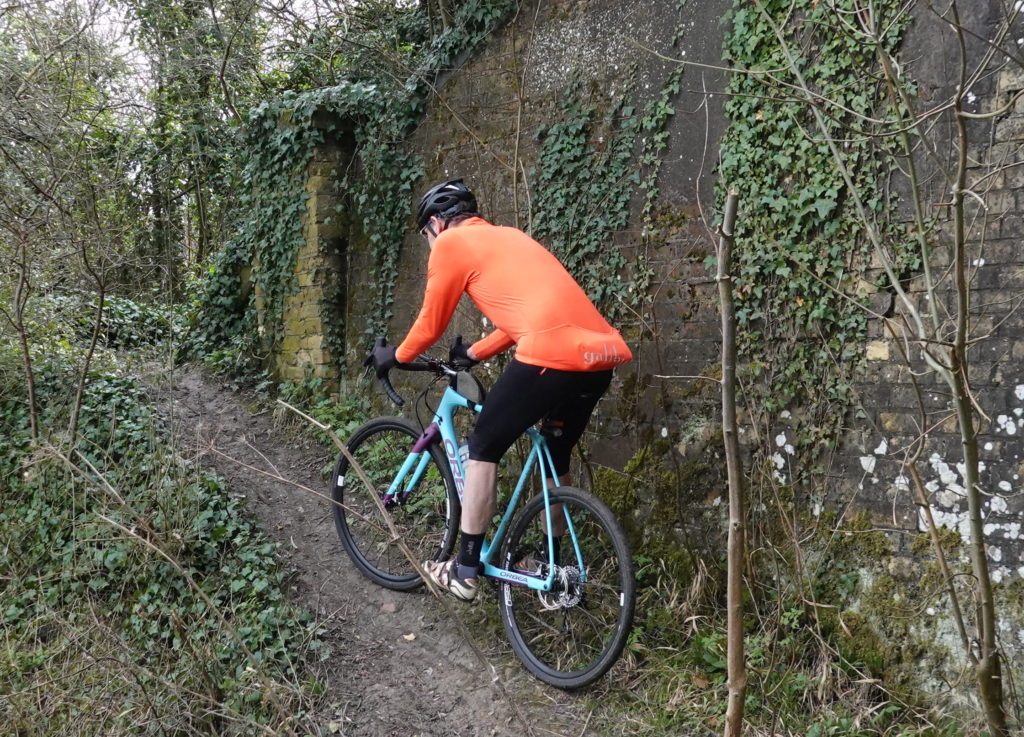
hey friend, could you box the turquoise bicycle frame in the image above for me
[389,383,586,592]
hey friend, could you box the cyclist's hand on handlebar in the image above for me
[364,336,400,378]
[449,335,479,368]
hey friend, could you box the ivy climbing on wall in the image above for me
[717,0,917,453]
[529,66,683,322]
[191,0,516,372]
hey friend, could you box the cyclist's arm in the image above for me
[396,245,468,363]
[470,329,515,361]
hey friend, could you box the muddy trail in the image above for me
[154,365,607,737]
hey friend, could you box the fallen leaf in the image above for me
[381,601,397,613]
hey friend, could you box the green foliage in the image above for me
[121,0,268,289]
[0,2,155,304]
[191,0,515,374]
[530,82,635,311]
[530,67,681,320]
[717,0,915,451]
[277,375,371,447]
[593,540,966,737]
[44,291,188,350]
[0,350,322,731]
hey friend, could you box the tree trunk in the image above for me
[68,214,106,444]
[718,192,746,737]
[13,231,39,441]
[947,22,1007,719]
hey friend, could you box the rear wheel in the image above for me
[331,417,459,590]
[497,486,635,689]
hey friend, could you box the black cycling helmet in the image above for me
[415,178,478,231]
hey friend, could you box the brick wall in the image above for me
[278,0,1024,584]
[266,129,352,383]
[379,0,732,470]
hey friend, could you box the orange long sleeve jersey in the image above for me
[396,218,632,371]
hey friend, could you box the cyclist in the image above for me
[369,178,632,601]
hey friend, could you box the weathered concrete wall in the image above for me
[824,3,1024,579]
[385,0,732,464]
[269,0,1024,690]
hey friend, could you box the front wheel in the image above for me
[331,417,460,590]
[497,486,635,689]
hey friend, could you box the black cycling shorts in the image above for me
[467,359,613,480]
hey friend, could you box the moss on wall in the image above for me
[592,438,726,582]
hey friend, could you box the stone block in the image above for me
[982,339,1013,366]
[298,301,322,321]
[293,252,319,271]
[1000,214,1024,238]
[982,188,1015,214]
[877,363,913,385]
[306,175,329,193]
[967,144,990,167]
[906,273,931,294]
[925,244,953,268]
[979,241,1019,264]
[890,385,924,410]
[879,411,921,434]
[985,141,1022,167]
[998,65,1024,93]
[866,340,890,361]
[971,318,995,340]
[315,194,341,214]
[976,265,1022,289]
[866,319,887,339]
[1005,164,1024,189]
[296,239,320,256]
[278,364,306,382]
[301,335,324,351]
[995,115,1024,142]
[293,318,322,337]
[316,223,345,240]
[307,162,337,177]
[936,414,959,433]
[888,501,921,532]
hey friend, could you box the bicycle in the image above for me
[329,338,636,689]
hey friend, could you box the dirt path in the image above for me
[154,365,598,737]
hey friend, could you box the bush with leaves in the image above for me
[0,349,325,733]
[189,0,517,376]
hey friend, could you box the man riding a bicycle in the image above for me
[369,178,632,601]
